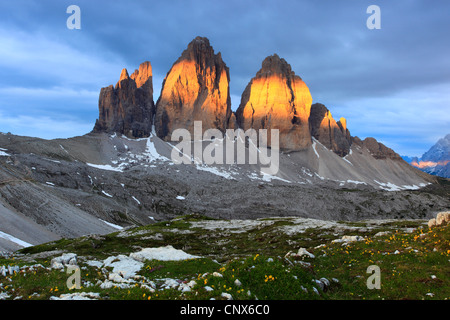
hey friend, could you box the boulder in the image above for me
[295,247,315,258]
[50,253,77,270]
[428,218,436,228]
[436,211,450,226]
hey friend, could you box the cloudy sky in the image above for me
[0,0,448,157]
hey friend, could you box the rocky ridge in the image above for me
[406,134,450,178]
[92,37,402,161]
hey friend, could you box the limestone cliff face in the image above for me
[235,54,312,151]
[93,61,154,138]
[309,103,352,157]
[154,37,231,140]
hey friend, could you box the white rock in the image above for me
[212,272,223,278]
[130,245,201,262]
[50,253,77,270]
[234,279,242,287]
[319,277,330,287]
[0,292,10,300]
[436,212,450,226]
[313,279,324,290]
[50,292,100,300]
[428,218,436,228]
[103,255,143,279]
[374,231,391,237]
[296,248,315,259]
[221,292,233,300]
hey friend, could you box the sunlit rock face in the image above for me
[309,103,352,157]
[235,54,312,151]
[93,61,154,138]
[155,36,232,140]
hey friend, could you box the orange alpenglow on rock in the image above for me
[411,160,450,169]
[93,61,154,138]
[309,103,352,157]
[155,36,232,140]
[235,54,313,151]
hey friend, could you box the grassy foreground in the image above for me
[0,215,449,300]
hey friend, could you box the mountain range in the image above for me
[403,134,450,178]
[0,36,449,252]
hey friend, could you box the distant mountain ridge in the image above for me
[404,134,450,178]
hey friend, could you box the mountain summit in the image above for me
[408,134,450,178]
[236,54,313,151]
[154,36,232,140]
[93,61,154,138]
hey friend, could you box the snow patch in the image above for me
[312,140,320,159]
[99,219,123,230]
[0,230,32,248]
[374,180,401,191]
[86,163,123,172]
[176,196,185,200]
[346,180,366,185]
[261,172,291,183]
[101,190,113,198]
[144,136,169,162]
[195,164,234,180]
[343,156,353,166]
[132,196,141,205]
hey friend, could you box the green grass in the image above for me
[1,215,449,300]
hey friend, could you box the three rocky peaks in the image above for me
[93,36,398,159]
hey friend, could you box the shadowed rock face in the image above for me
[154,37,232,140]
[309,103,352,157]
[353,136,402,160]
[235,54,312,151]
[93,61,154,138]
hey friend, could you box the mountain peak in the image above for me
[155,37,231,140]
[256,54,299,80]
[130,61,152,89]
[236,55,312,151]
[93,62,154,138]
